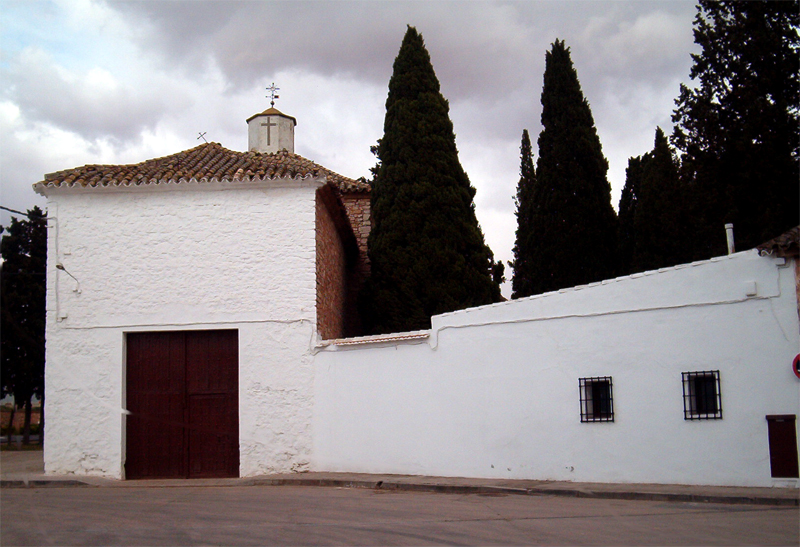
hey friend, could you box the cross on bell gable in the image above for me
[247,85,296,154]
[266,83,280,107]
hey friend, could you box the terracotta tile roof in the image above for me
[757,226,799,258]
[246,107,297,124]
[34,142,370,194]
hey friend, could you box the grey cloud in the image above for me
[111,1,402,85]
[106,0,696,155]
[111,2,686,97]
[0,114,52,228]
[2,48,186,144]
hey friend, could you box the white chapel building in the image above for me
[36,106,370,478]
[35,106,800,487]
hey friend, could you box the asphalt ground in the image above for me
[1,450,798,546]
[2,451,798,506]
[2,484,798,546]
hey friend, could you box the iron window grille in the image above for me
[682,370,722,420]
[579,376,614,422]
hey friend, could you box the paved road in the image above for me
[1,485,797,546]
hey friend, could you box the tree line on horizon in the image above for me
[510,0,799,299]
[1,206,46,445]
[363,0,798,334]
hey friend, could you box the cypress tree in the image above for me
[526,39,617,295]
[511,129,538,299]
[1,207,46,444]
[631,128,687,273]
[617,156,642,276]
[362,26,500,334]
[672,1,799,258]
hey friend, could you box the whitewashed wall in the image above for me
[314,251,800,487]
[43,179,323,478]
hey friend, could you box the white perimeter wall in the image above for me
[314,251,800,487]
[43,180,322,478]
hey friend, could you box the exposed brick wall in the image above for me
[341,192,371,276]
[316,186,347,340]
[341,192,371,335]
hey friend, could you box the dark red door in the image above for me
[766,415,799,479]
[126,330,238,479]
[185,331,239,478]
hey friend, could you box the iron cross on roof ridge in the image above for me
[266,83,280,107]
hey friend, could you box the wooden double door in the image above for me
[126,330,239,479]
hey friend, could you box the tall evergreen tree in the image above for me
[1,207,46,444]
[672,0,799,258]
[362,26,500,334]
[526,39,617,294]
[617,155,643,276]
[632,128,687,273]
[511,129,538,299]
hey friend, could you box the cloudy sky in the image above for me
[1,0,700,296]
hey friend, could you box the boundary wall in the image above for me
[313,250,800,487]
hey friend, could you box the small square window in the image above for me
[682,371,722,420]
[579,376,614,422]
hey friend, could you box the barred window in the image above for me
[579,377,614,422]
[682,371,722,420]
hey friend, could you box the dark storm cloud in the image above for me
[108,2,653,94]
[110,0,402,85]
[108,1,695,141]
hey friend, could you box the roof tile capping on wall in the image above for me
[757,226,800,322]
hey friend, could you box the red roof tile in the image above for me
[34,142,369,194]
[757,226,799,258]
